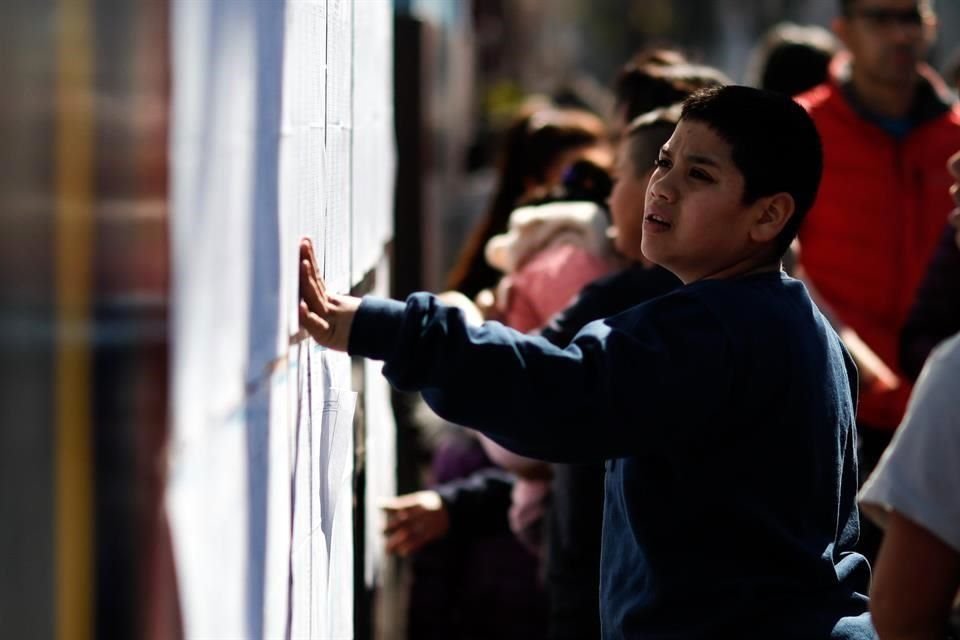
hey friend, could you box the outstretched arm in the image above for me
[298,238,724,463]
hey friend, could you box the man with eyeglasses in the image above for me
[796,0,960,565]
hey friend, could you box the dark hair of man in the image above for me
[750,23,838,97]
[680,86,823,258]
[624,104,682,179]
[840,0,932,17]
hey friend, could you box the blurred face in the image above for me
[836,0,935,86]
[642,120,762,283]
[608,148,653,261]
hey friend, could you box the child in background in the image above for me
[446,105,609,301]
[300,86,874,638]
[483,160,619,336]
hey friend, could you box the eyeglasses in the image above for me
[849,7,926,28]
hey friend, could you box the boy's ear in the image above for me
[751,193,795,244]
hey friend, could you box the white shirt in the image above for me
[859,332,960,553]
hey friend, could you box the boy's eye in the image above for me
[654,158,671,170]
[690,168,714,182]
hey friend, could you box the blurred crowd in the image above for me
[381,1,960,639]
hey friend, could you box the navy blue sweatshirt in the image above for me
[348,271,874,639]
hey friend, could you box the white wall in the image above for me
[167,1,396,637]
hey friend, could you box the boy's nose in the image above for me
[648,174,677,203]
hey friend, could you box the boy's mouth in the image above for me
[644,213,672,230]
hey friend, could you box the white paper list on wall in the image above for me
[352,0,396,284]
[170,0,394,636]
[289,342,313,639]
[324,124,352,294]
[170,0,257,443]
[324,0,353,294]
[166,411,248,639]
[263,366,294,639]
[169,0,287,637]
[318,383,357,639]
[282,0,327,338]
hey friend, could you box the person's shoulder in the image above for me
[680,272,826,340]
[918,333,960,389]
[604,277,722,334]
[682,271,794,309]
[573,264,677,309]
[888,333,960,451]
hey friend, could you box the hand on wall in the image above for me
[298,238,360,351]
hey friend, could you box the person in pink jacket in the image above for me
[484,195,621,334]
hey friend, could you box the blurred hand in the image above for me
[298,238,360,351]
[478,434,551,479]
[436,290,484,325]
[949,150,960,249]
[474,288,504,322]
[508,477,550,539]
[839,327,900,393]
[381,491,450,557]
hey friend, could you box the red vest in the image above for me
[797,69,960,429]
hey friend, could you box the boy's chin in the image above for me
[639,242,666,267]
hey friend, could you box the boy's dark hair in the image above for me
[680,86,823,258]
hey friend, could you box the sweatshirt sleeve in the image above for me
[349,291,730,463]
[434,468,514,538]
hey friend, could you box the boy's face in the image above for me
[642,120,766,283]
[608,148,652,261]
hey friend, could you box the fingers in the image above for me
[951,183,960,208]
[383,512,438,557]
[298,238,327,302]
[949,150,960,180]
[950,209,960,250]
[381,493,419,509]
[299,258,328,315]
[385,527,427,557]
[299,237,319,271]
[384,516,415,537]
[299,300,331,338]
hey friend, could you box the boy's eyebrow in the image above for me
[686,154,721,168]
[659,146,722,169]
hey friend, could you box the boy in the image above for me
[299,86,874,638]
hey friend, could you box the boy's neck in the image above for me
[679,254,782,285]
